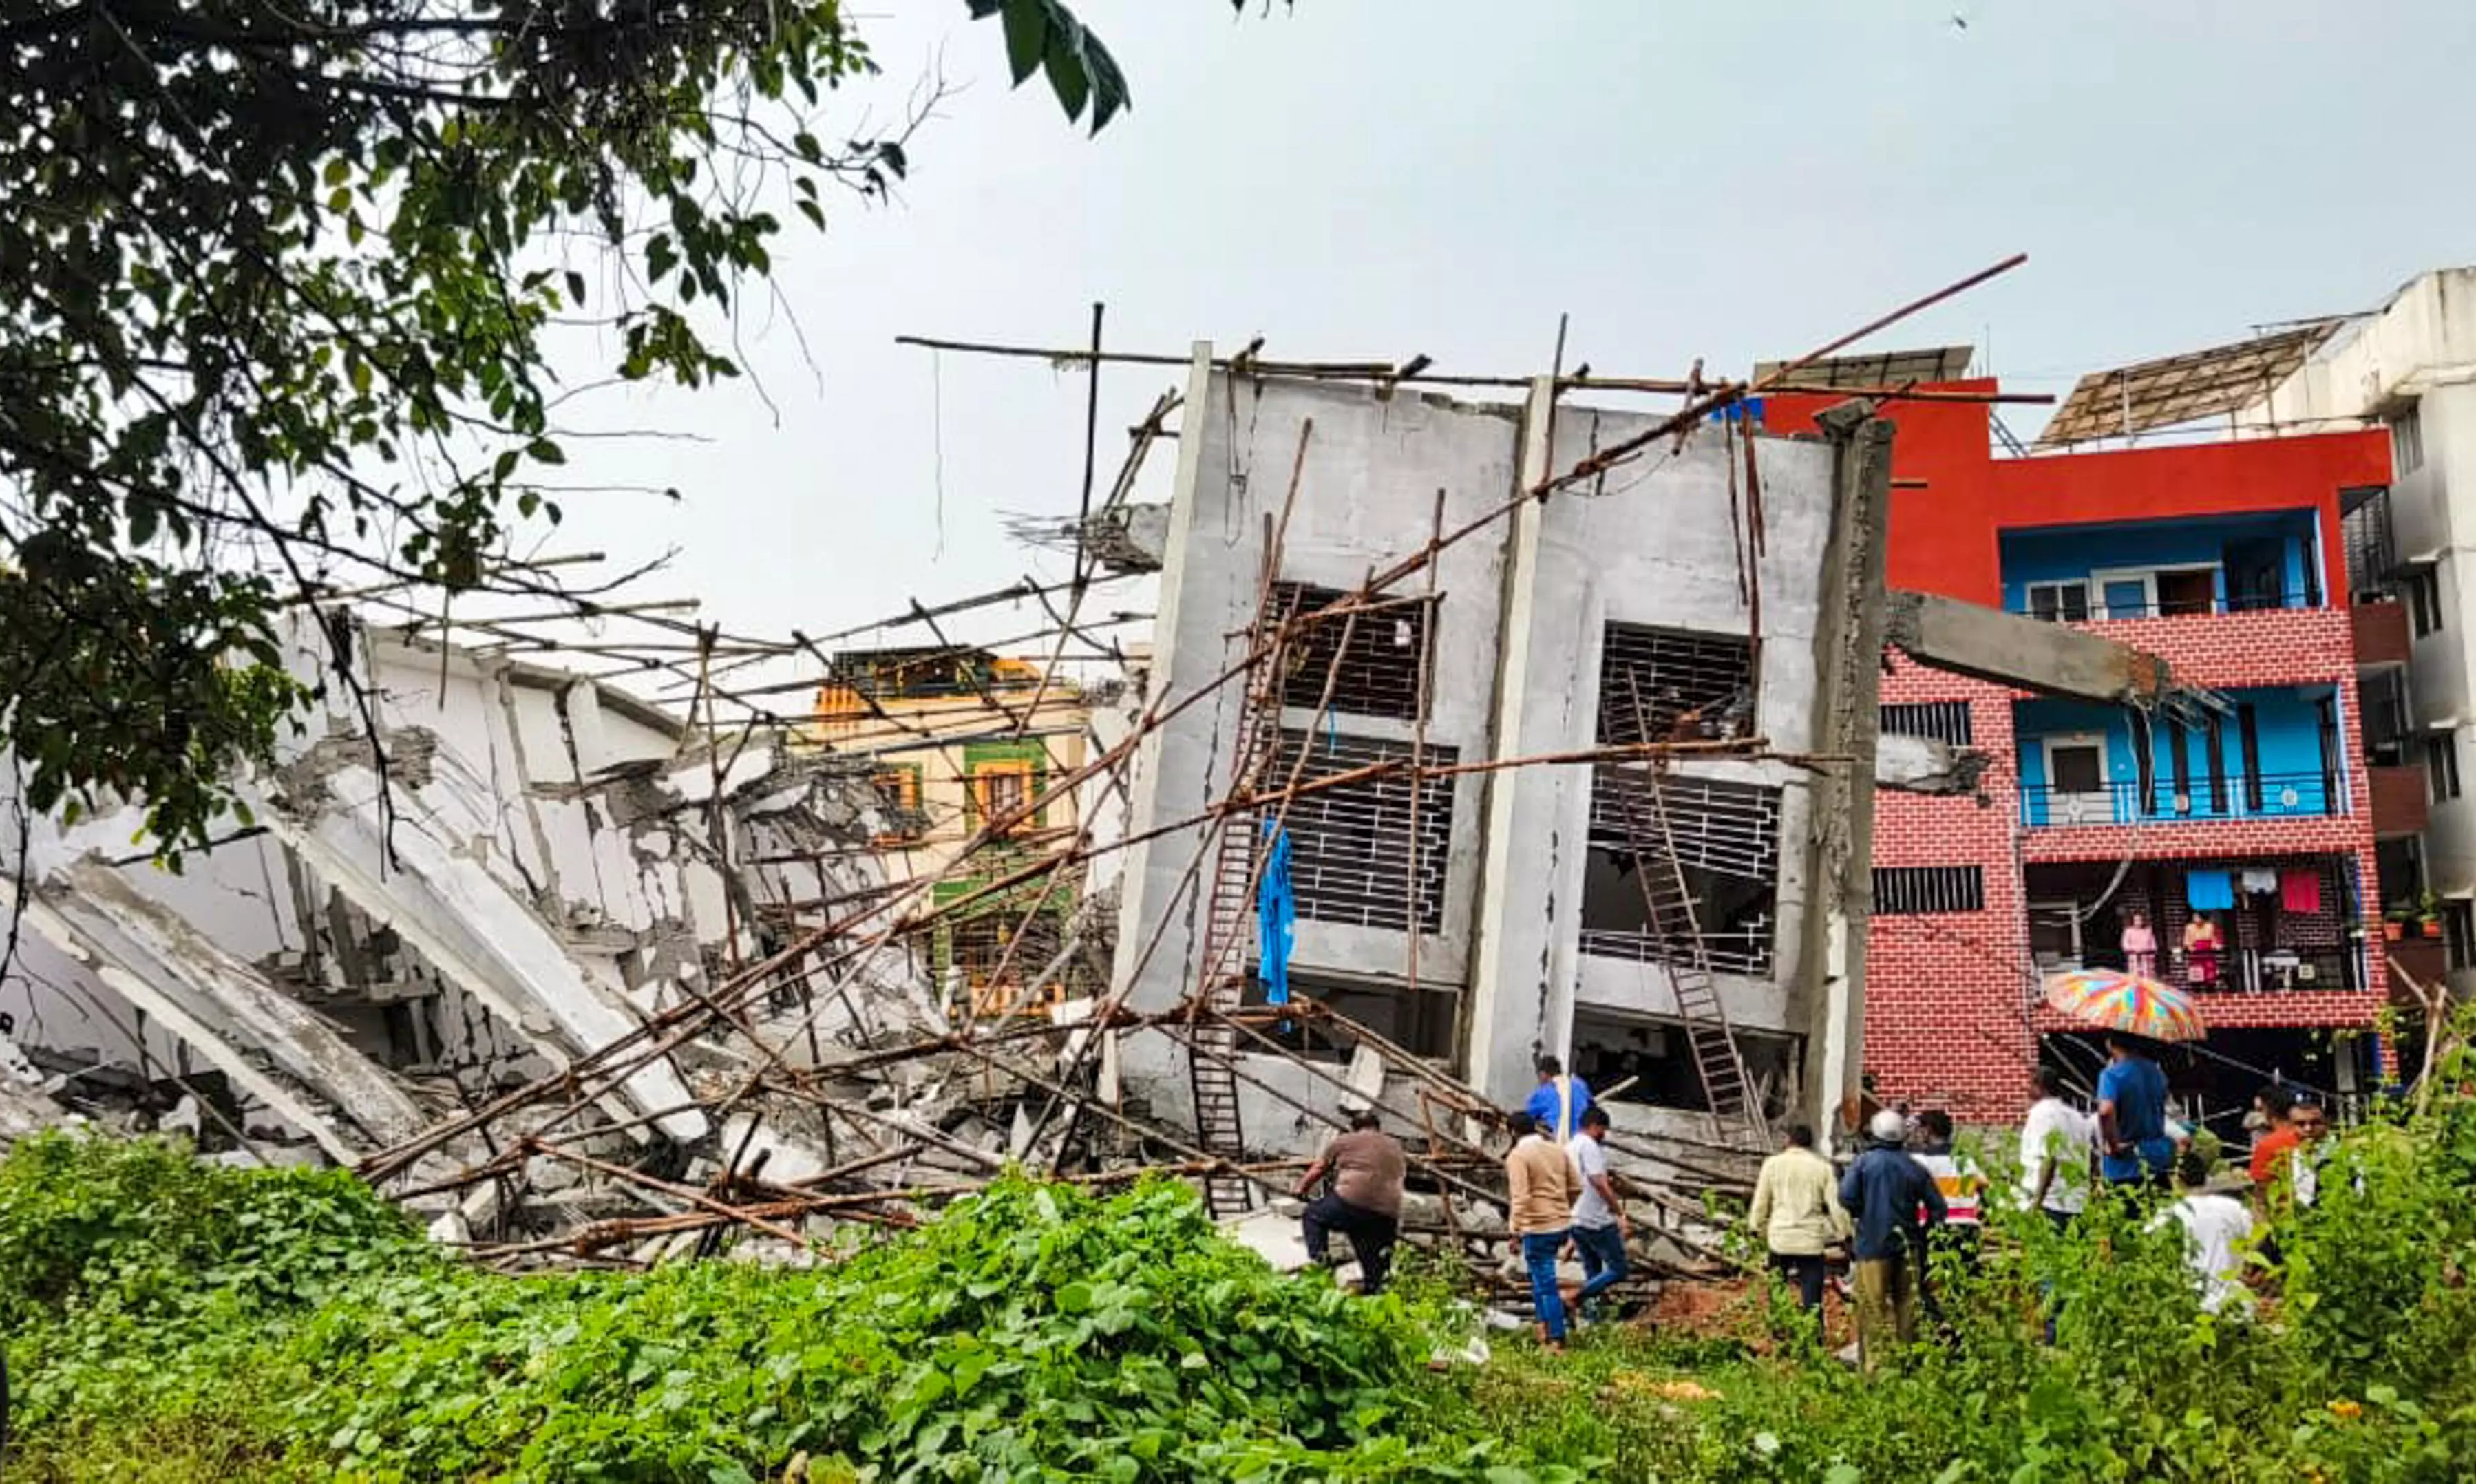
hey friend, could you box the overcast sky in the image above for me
[540,0,2476,687]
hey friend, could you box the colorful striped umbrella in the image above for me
[2041,967,2208,1043]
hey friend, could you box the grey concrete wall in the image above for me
[1114,365,1865,1145]
[1464,396,1842,1102]
[1108,356,1520,1029]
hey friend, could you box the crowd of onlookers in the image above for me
[1750,1032,2335,1366]
[1285,1037,2335,1362]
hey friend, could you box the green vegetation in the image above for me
[0,0,1219,860]
[11,1085,2476,1481]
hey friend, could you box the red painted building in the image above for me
[1767,379,2403,1125]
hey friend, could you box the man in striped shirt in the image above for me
[1912,1109,1985,1336]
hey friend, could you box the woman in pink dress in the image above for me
[2120,909,2157,979]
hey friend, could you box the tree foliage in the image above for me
[0,0,1209,857]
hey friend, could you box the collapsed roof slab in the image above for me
[253,763,709,1145]
[1,872,406,1164]
[47,857,432,1149]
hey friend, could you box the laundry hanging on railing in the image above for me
[1257,818,1295,1006]
[2186,869,2235,913]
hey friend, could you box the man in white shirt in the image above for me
[1563,1105,1630,1320]
[2019,1065,2095,1231]
[2154,1149,2256,1317]
[2020,1064,2096,1344]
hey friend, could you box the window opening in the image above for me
[1881,700,1974,747]
[1269,730,1455,933]
[2026,581,2091,623]
[1597,623,1755,744]
[2429,732,2462,803]
[1874,865,1986,915]
[1270,582,1432,721]
[1581,770,1780,975]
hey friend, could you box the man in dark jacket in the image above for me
[1839,1107,1946,1371]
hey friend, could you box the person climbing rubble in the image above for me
[1561,1104,1630,1321]
[1295,1108,1406,1295]
[1525,1054,1594,1145]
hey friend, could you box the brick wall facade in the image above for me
[1865,607,2388,1121]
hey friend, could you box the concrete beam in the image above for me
[1884,591,2175,708]
[1461,375,1563,1106]
[1797,401,1896,1152]
[1873,734,1992,796]
[49,858,431,1149]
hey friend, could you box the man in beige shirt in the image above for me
[1747,1121,1851,1318]
[1295,1110,1407,1294]
[1505,1109,1580,1350]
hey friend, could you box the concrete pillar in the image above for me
[1109,346,1223,1040]
[1798,402,1896,1150]
[1461,377,1560,1107]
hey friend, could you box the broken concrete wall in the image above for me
[0,617,904,1171]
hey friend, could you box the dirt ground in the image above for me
[1638,1271,1852,1353]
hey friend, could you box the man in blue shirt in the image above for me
[1839,1108,1945,1372]
[2096,1032,2175,1192]
[1524,1054,1594,1144]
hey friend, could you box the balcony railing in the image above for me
[1580,924,1773,978]
[2007,589,2322,622]
[2018,771,2338,827]
[2064,943,2364,995]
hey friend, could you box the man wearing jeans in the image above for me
[1748,1122,1848,1317]
[1505,1108,1579,1353]
[1563,1105,1630,1320]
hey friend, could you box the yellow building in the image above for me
[812,648,1091,1016]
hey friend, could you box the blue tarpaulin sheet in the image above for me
[1257,818,1295,1006]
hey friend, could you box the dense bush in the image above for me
[13,1074,2476,1482]
[0,1136,1569,1482]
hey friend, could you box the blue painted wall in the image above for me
[2015,686,2339,824]
[1998,510,2320,614]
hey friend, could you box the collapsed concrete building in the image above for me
[0,620,924,1234]
[0,263,2219,1288]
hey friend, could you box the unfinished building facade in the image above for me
[1109,351,1892,1157]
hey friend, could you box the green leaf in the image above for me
[1083,32,1132,132]
[527,438,565,466]
[1000,0,1049,85]
[1043,15,1090,123]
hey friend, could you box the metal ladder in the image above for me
[1611,695,1770,1149]
[1186,633,1290,1220]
